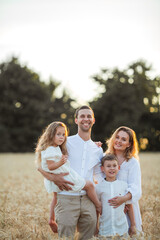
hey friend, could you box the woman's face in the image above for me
[114,130,130,152]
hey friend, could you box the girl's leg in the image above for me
[49,192,58,233]
[83,181,101,214]
[126,204,136,236]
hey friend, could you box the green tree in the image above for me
[0,57,76,152]
[90,60,160,151]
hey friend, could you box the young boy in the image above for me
[95,154,136,239]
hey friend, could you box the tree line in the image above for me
[0,57,159,152]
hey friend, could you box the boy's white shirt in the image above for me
[100,157,142,232]
[96,179,128,237]
[58,134,104,196]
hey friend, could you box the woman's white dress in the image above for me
[41,146,85,193]
[117,157,142,232]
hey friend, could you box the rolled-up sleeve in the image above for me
[126,160,142,204]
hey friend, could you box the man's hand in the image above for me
[53,172,74,191]
[37,167,74,191]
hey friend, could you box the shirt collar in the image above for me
[76,133,92,143]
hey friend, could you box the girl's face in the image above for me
[53,126,66,147]
[113,130,130,152]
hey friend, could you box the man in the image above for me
[38,105,103,239]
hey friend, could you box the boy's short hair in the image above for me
[101,153,118,166]
[75,105,94,118]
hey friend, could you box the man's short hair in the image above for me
[75,105,94,118]
[101,153,118,166]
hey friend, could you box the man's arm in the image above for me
[38,166,74,191]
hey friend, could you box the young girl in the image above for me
[35,121,101,233]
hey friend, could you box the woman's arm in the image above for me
[37,166,74,191]
[126,159,142,203]
[108,192,132,208]
[109,159,142,207]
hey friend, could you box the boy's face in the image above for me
[101,160,119,181]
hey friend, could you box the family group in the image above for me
[35,105,142,240]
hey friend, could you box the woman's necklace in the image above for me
[117,156,126,166]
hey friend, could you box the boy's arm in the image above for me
[126,204,136,236]
[37,166,74,191]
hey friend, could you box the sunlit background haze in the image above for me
[0,0,160,104]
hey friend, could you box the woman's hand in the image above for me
[108,196,125,208]
[94,141,102,147]
[109,192,132,208]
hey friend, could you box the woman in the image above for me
[106,126,142,234]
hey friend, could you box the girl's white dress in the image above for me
[41,146,86,193]
[117,157,142,232]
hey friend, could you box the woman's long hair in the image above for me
[35,122,68,166]
[106,126,139,161]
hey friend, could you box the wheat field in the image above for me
[0,153,160,240]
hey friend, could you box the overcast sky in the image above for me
[1,0,160,104]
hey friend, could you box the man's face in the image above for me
[75,109,95,132]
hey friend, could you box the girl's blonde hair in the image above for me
[106,126,139,161]
[35,122,68,167]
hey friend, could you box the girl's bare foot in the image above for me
[49,219,58,233]
[96,203,102,215]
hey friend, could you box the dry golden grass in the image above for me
[0,153,159,240]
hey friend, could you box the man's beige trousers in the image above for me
[55,194,97,240]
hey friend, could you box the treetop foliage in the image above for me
[90,60,160,151]
[0,57,159,152]
[0,57,76,152]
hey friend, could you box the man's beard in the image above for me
[79,124,92,132]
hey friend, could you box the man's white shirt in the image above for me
[58,134,103,196]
